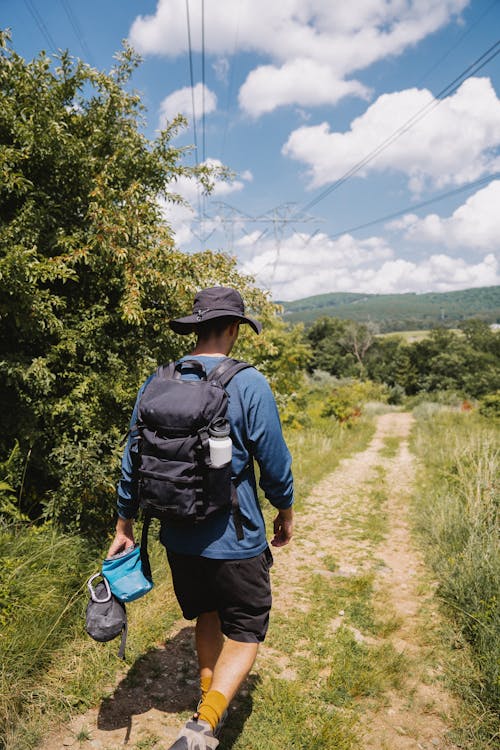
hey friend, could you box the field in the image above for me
[2,400,498,750]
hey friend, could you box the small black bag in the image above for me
[85,574,128,659]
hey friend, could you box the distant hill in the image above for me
[279,286,500,331]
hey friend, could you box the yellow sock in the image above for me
[200,675,212,702]
[197,689,228,731]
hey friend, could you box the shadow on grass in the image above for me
[96,626,259,747]
[218,674,259,750]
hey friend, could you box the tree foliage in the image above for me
[306,317,375,377]
[0,33,308,537]
[307,316,500,399]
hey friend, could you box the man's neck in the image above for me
[191,343,230,357]
[191,350,227,357]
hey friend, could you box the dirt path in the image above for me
[40,412,459,750]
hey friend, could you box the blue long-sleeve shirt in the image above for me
[117,355,293,559]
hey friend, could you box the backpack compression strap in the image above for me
[208,358,254,542]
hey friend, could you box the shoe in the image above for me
[194,702,228,738]
[167,717,220,750]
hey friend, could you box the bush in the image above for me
[478,390,500,419]
[321,380,389,424]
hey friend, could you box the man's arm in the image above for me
[107,376,153,557]
[241,371,294,546]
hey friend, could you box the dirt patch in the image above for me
[38,413,460,750]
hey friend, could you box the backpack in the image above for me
[135,357,253,575]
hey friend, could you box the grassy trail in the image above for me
[37,414,462,750]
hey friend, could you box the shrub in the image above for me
[478,390,500,419]
[321,380,389,424]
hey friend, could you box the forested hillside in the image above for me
[281,286,500,330]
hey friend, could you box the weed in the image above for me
[322,627,406,705]
[75,726,91,742]
[133,734,160,749]
[379,436,401,458]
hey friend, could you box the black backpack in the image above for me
[136,358,252,575]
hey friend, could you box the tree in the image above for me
[408,327,499,397]
[0,34,302,537]
[338,320,377,374]
[306,317,359,377]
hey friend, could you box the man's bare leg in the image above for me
[195,611,224,691]
[194,610,259,734]
[195,611,258,702]
[209,638,258,703]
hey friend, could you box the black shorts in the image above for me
[166,547,273,643]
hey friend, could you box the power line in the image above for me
[415,0,498,87]
[185,0,199,167]
[328,173,500,239]
[59,0,96,66]
[219,0,242,162]
[201,0,206,165]
[300,38,500,214]
[23,0,57,53]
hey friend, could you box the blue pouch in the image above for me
[102,544,153,603]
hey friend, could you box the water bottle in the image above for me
[208,417,232,467]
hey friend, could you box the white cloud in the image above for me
[283,77,500,189]
[237,229,498,299]
[239,59,370,117]
[158,83,217,128]
[402,180,500,251]
[130,0,468,116]
[212,56,230,83]
[386,213,419,231]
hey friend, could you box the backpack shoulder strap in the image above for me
[155,361,178,380]
[207,358,254,388]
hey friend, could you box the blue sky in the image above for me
[2,0,500,300]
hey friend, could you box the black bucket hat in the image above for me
[169,286,262,335]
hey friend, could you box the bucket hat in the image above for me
[169,286,262,335]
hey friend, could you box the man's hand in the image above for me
[271,507,294,547]
[107,517,135,558]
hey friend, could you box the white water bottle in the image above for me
[208,418,232,467]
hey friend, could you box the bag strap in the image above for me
[140,510,153,583]
[118,614,128,660]
[155,361,177,380]
[209,358,252,543]
[231,483,244,541]
[207,358,253,387]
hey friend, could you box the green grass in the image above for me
[379,436,402,458]
[224,572,406,750]
[411,410,500,746]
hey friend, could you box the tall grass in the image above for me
[0,524,94,747]
[0,522,176,750]
[411,411,499,735]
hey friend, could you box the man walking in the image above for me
[108,287,294,750]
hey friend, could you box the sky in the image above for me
[2,0,500,301]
